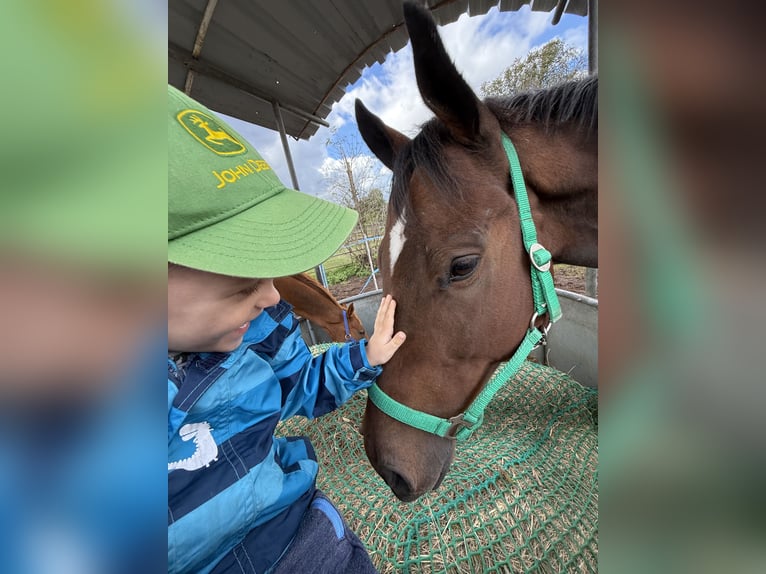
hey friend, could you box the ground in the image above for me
[552,264,597,297]
[328,265,596,300]
[329,275,373,300]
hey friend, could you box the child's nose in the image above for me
[258,279,281,308]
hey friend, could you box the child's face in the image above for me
[1,254,163,396]
[168,265,281,353]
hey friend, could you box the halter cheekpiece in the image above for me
[368,132,562,440]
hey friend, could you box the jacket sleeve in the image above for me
[268,315,382,420]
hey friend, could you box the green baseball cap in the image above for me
[168,85,358,278]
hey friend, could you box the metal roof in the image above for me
[168,0,588,141]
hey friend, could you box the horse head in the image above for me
[355,2,597,501]
[344,302,367,340]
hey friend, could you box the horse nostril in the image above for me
[380,466,418,502]
[391,471,410,492]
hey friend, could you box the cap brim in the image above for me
[168,187,358,278]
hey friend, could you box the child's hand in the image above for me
[365,295,406,367]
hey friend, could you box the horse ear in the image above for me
[404,2,493,145]
[355,99,410,170]
[347,302,355,314]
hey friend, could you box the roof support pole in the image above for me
[183,0,219,94]
[271,100,300,191]
[585,0,598,298]
[272,100,329,286]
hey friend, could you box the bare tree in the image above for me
[323,132,388,239]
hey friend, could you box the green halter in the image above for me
[367,132,562,441]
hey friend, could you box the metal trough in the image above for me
[297,288,598,387]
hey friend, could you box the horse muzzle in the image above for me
[362,401,455,502]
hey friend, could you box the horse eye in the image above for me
[449,255,480,281]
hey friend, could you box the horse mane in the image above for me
[389,75,598,218]
[485,75,598,136]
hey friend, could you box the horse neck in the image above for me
[284,274,344,323]
[497,118,597,268]
[488,79,597,201]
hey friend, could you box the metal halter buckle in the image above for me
[445,413,474,439]
[530,310,553,350]
[530,310,552,334]
[529,243,552,272]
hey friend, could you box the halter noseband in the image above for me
[367,132,562,441]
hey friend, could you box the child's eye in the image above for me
[238,281,260,297]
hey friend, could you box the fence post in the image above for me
[585,268,598,298]
[363,234,378,291]
[314,264,328,288]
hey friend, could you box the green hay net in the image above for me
[276,344,598,573]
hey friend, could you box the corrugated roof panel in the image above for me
[431,0,468,25]
[469,0,498,17]
[532,0,588,16]
[169,0,589,140]
[499,0,529,12]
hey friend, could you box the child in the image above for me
[167,85,405,574]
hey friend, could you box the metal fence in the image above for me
[318,223,384,295]
[316,222,598,300]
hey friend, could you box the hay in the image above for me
[276,345,598,573]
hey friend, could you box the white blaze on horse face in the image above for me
[389,213,407,276]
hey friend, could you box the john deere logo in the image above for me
[177,110,246,156]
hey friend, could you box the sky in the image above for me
[220,6,589,201]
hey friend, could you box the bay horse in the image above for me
[355,2,597,501]
[274,273,367,342]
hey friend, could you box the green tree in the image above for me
[481,38,587,97]
[358,188,387,234]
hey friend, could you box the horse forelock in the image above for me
[389,120,480,220]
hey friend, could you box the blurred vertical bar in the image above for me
[0,0,167,571]
[588,0,598,72]
[586,0,599,298]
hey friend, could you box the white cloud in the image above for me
[439,7,552,93]
[221,8,587,199]
[561,24,589,56]
[332,7,556,137]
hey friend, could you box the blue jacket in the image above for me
[167,301,381,574]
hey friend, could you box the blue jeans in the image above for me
[270,491,377,574]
